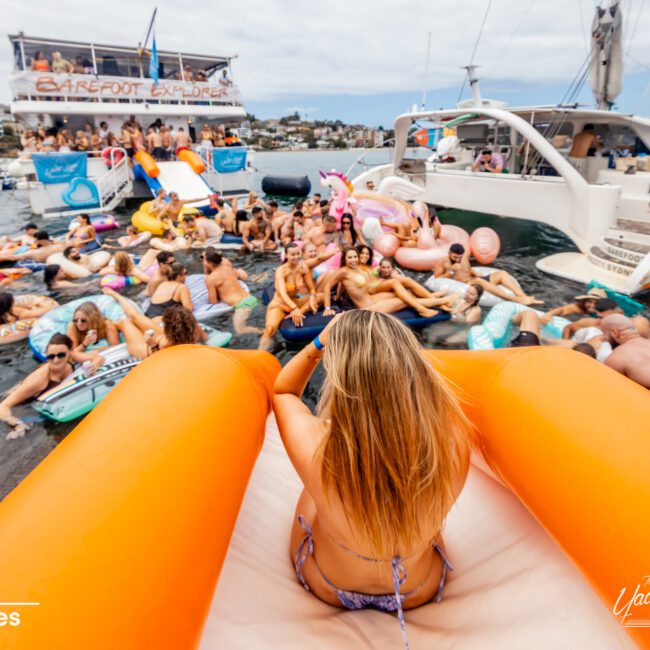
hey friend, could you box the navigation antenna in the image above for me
[421,32,432,111]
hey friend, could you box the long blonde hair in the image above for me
[317,310,469,559]
[72,302,107,341]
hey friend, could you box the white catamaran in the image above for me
[352,1,650,296]
[6,28,253,218]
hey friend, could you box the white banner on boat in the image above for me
[10,71,241,103]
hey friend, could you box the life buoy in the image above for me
[102,147,125,169]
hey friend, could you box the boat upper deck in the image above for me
[8,33,242,110]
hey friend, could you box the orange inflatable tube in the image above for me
[0,346,648,648]
[134,150,160,178]
[0,347,279,649]
[426,347,650,648]
[178,149,206,175]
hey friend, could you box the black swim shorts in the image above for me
[510,330,541,347]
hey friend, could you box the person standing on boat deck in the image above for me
[175,127,192,155]
[121,123,135,159]
[31,51,50,72]
[365,180,376,191]
[202,248,261,335]
[51,51,74,74]
[98,121,109,144]
[150,128,165,161]
[568,124,601,174]
[471,149,504,173]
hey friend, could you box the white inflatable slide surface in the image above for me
[155,161,213,208]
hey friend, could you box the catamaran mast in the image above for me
[589,0,623,110]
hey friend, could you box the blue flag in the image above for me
[149,34,159,85]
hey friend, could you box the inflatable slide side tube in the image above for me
[0,347,279,650]
[134,150,160,179]
[178,149,207,175]
[426,348,650,649]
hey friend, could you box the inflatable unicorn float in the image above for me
[319,170,501,271]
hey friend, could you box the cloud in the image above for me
[1,0,649,106]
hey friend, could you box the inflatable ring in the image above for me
[69,214,119,233]
[395,224,471,271]
[46,251,111,279]
[29,294,132,361]
[468,302,570,350]
[101,147,125,169]
[99,275,141,290]
[132,201,200,236]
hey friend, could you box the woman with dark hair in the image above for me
[144,262,192,320]
[0,292,59,344]
[0,333,76,438]
[66,214,99,252]
[339,213,366,248]
[234,210,249,237]
[102,288,207,358]
[44,264,75,290]
[31,51,50,72]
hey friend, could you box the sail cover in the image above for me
[589,2,623,109]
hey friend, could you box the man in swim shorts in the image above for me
[437,243,542,306]
[202,248,261,334]
[509,310,543,347]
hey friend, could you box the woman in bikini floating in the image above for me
[323,247,452,318]
[259,243,320,351]
[274,311,470,649]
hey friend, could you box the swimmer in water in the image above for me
[0,334,79,439]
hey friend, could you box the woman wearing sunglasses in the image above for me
[66,302,120,363]
[0,334,76,439]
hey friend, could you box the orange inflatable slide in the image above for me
[0,346,648,649]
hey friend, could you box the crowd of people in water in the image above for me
[20,117,241,160]
[1,182,649,441]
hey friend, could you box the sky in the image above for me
[2,0,649,126]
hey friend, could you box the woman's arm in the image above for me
[275,267,298,311]
[97,265,116,276]
[0,366,48,428]
[274,316,340,478]
[322,269,346,312]
[132,268,151,284]
[178,285,193,311]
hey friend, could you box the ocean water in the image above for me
[0,150,647,498]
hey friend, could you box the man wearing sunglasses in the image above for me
[0,334,76,439]
[145,251,176,297]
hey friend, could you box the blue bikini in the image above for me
[294,514,453,649]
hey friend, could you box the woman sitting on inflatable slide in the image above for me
[102,288,207,358]
[274,310,470,649]
[323,247,452,319]
[259,243,320,351]
[0,333,76,440]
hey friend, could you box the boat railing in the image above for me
[345,139,395,177]
[194,145,252,196]
[93,148,130,208]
